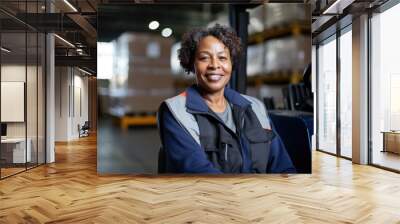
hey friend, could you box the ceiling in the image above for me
[98,4,228,42]
[1,0,388,74]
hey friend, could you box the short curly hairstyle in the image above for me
[178,24,242,74]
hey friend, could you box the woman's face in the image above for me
[194,35,232,94]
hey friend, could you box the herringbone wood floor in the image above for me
[1,135,400,224]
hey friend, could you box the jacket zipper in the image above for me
[224,143,228,161]
[189,108,247,171]
[237,114,246,172]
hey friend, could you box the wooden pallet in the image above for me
[119,115,157,130]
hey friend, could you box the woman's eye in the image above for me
[219,57,227,61]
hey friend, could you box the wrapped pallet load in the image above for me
[109,32,175,121]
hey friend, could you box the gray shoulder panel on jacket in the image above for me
[165,95,201,145]
[242,95,271,130]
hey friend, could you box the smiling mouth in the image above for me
[205,73,224,81]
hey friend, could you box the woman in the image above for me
[158,24,295,174]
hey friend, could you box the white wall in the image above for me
[1,65,26,138]
[1,63,46,164]
[70,73,89,139]
[1,65,36,138]
[55,66,69,141]
[1,65,26,81]
[55,67,89,141]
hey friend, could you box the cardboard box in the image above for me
[107,32,180,115]
[117,32,174,59]
[264,35,310,73]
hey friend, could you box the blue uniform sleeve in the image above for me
[267,126,297,174]
[158,103,222,174]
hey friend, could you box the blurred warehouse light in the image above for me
[149,21,160,30]
[161,28,172,37]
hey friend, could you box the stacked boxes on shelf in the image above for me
[109,32,175,116]
[263,4,308,29]
[246,3,311,109]
[247,4,311,77]
[248,4,309,35]
[247,43,264,76]
[263,35,310,74]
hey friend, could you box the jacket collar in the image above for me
[185,84,251,113]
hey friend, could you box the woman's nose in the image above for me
[208,58,220,69]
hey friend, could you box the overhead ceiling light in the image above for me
[323,0,355,15]
[76,48,83,52]
[54,34,75,48]
[1,47,11,53]
[149,21,160,30]
[78,67,92,76]
[161,28,172,38]
[63,0,78,12]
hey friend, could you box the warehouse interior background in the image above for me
[97,3,312,174]
[0,0,399,177]
[0,0,400,223]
